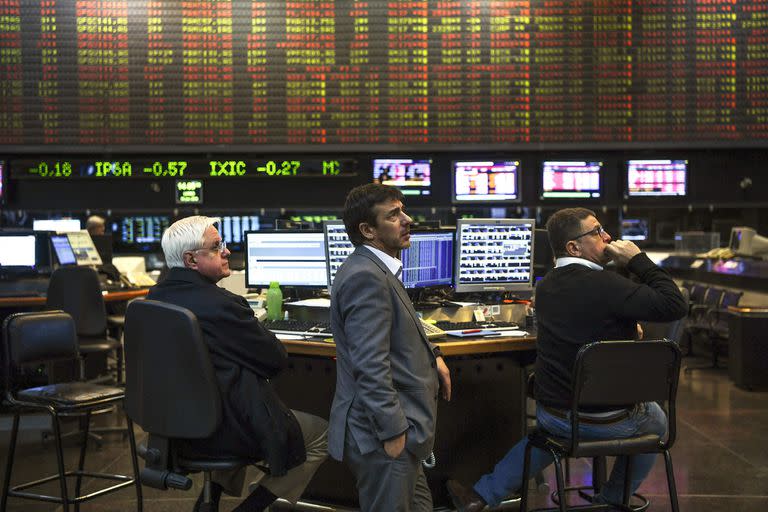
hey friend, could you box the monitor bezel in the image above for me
[539,160,603,200]
[371,157,433,197]
[401,227,455,290]
[454,218,535,293]
[243,229,327,289]
[624,159,689,199]
[451,160,522,204]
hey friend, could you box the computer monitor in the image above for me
[323,220,354,290]
[540,160,602,199]
[372,158,431,196]
[452,160,520,203]
[244,231,327,288]
[620,218,650,242]
[400,230,454,289]
[90,234,114,264]
[0,233,37,271]
[50,234,77,266]
[66,231,103,266]
[33,218,81,232]
[218,215,260,246]
[113,216,170,251]
[729,227,768,257]
[626,159,688,197]
[454,218,535,293]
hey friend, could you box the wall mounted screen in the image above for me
[114,216,171,249]
[400,230,454,289]
[372,158,431,196]
[219,215,260,246]
[541,161,602,199]
[626,160,688,197]
[245,231,327,288]
[453,161,520,203]
[454,219,535,293]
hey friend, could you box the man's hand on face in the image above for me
[604,239,642,267]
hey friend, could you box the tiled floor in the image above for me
[2,354,767,511]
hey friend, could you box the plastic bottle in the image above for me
[266,281,283,321]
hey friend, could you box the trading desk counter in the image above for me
[273,332,537,508]
[0,287,149,308]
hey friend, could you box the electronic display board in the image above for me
[0,1,766,150]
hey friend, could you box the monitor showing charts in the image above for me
[218,215,260,246]
[33,218,82,232]
[50,234,77,265]
[66,231,102,266]
[113,216,170,251]
[452,160,520,203]
[244,231,327,288]
[626,159,688,197]
[323,220,355,290]
[454,218,535,293]
[400,230,454,289]
[540,160,602,199]
[0,233,37,268]
[372,158,431,196]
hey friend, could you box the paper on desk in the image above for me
[285,298,331,308]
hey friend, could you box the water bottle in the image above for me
[266,281,283,321]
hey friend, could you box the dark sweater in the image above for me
[534,253,688,411]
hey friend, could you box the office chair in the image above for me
[1,310,142,512]
[683,286,724,357]
[685,289,743,373]
[520,340,681,512]
[123,299,253,512]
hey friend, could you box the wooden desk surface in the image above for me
[0,288,149,307]
[281,333,536,358]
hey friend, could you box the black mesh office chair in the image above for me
[685,289,743,373]
[123,299,253,512]
[520,340,682,512]
[1,311,142,512]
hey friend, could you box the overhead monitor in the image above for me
[400,230,454,289]
[114,216,170,251]
[219,215,260,246]
[33,218,81,232]
[452,160,520,203]
[245,231,327,288]
[626,159,688,197]
[0,233,37,270]
[66,231,102,266]
[454,218,535,293]
[50,234,77,266]
[323,220,355,290]
[372,158,431,196]
[540,160,602,199]
[175,179,203,204]
[620,218,649,242]
[729,227,768,257]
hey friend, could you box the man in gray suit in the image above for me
[329,184,452,511]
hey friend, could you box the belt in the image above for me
[540,405,631,425]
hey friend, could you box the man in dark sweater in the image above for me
[447,208,687,511]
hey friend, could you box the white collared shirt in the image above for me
[555,257,604,271]
[364,244,403,279]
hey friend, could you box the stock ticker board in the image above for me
[0,0,767,150]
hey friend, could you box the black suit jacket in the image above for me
[147,267,305,476]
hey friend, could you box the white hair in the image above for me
[161,215,220,269]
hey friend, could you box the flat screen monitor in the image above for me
[114,216,170,250]
[452,160,520,203]
[540,160,602,199]
[66,231,102,266]
[50,234,77,266]
[33,218,81,232]
[626,159,688,197]
[323,220,354,290]
[372,158,431,196]
[454,218,535,293]
[400,230,454,289]
[620,218,649,241]
[218,215,260,246]
[90,234,114,264]
[244,231,327,288]
[0,233,37,269]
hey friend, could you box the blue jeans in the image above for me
[474,402,668,507]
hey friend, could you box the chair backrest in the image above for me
[46,266,107,337]
[640,317,686,345]
[720,290,742,309]
[689,283,707,304]
[702,287,725,307]
[123,299,221,439]
[2,311,78,392]
[572,340,681,447]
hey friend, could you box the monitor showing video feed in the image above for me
[626,159,688,197]
[372,158,431,196]
[453,160,520,203]
[323,220,355,290]
[33,218,82,232]
[454,218,535,293]
[400,230,454,289]
[541,160,602,199]
[245,231,327,288]
[620,218,649,242]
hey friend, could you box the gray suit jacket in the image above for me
[329,245,440,461]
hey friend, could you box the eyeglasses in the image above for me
[194,240,227,255]
[572,225,607,241]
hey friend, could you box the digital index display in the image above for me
[175,179,203,204]
[541,161,602,199]
[453,161,520,203]
[372,158,431,196]
[626,160,688,197]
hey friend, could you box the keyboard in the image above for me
[434,320,519,332]
[264,319,333,338]
[419,319,447,340]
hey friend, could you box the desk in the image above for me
[727,306,768,390]
[274,334,536,508]
[0,288,148,308]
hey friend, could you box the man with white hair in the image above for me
[147,215,328,512]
